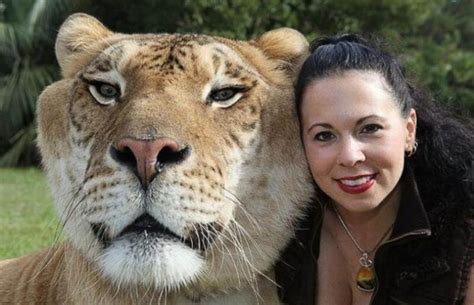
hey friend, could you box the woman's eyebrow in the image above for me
[356,115,386,126]
[307,122,332,133]
[307,115,386,133]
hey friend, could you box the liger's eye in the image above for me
[207,86,247,108]
[95,82,120,98]
[209,88,239,102]
[88,81,121,105]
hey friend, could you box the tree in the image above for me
[179,0,473,115]
[0,0,472,166]
[0,0,77,166]
[403,0,473,116]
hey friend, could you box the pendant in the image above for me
[356,253,376,292]
[356,265,376,292]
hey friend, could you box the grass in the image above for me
[0,167,60,259]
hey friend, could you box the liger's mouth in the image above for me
[119,213,182,240]
[90,213,182,247]
[91,213,223,252]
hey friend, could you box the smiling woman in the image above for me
[301,71,416,216]
[276,34,473,305]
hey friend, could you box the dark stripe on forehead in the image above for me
[213,47,226,55]
[212,54,222,74]
[151,54,162,62]
[96,60,113,72]
[84,57,113,74]
[225,68,241,78]
[85,45,126,74]
[108,44,125,57]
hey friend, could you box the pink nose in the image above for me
[114,137,182,187]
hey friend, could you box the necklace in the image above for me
[331,203,394,292]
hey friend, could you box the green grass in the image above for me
[0,168,60,259]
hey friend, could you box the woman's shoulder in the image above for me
[386,166,473,304]
[418,157,473,242]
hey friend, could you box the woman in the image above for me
[276,34,473,305]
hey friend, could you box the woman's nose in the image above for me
[337,138,366,167]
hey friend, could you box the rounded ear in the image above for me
[254,28,309,77]
[405,108,417,150]
[55,13,114,77]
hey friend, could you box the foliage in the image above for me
[402,0,474,116]
[0,0,472,166]
[179,0,473,115]
[0,0,77,166]
[179,0,305,38]
[80,0,186,33]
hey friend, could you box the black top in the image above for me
[276,167,474,305]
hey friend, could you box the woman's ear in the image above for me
[405,108,417,151]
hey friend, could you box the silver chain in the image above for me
[331,202,394,256]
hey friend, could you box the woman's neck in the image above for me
[329,183,401,245]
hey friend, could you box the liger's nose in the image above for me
[111,137,189,188]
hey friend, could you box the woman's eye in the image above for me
[314,131,335,142]
[209,88,239,102]
[361,124,383,134]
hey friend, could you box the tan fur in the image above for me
[0,14,313,305]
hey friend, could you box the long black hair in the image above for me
[296,34,473,211]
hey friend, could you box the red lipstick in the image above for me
[335,175,376,194]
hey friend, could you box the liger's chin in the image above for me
[97,232,205,289]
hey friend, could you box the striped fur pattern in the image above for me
[0,14,313,305]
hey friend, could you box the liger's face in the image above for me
[301,71,416,214]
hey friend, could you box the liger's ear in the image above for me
[55,13,115,77]
[254,28,309,77]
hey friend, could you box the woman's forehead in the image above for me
[300,71,402,123]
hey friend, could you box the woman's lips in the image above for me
[335,174,376,194]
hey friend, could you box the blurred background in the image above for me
[0,0,472,167]
[0,0,472,258]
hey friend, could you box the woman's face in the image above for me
[300,70,416,214]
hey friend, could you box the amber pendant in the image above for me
[356,252,376,292]
[356,265,376,292]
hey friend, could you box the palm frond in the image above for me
[2,0,36,24]
[0,65,57,124]
[0,120,37,167]
[0,0,77,166]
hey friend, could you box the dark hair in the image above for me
[296,33,473,212]
[296,34,413,118]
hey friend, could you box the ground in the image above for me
[0,168,58,259]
